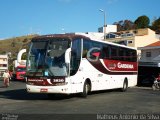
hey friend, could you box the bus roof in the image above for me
[32,33,90,41]
[32,33,136,50]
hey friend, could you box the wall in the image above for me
[140,48,160,62]
[135,29,159,48]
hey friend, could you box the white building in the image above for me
[0,55,8,77]
[138,41,160,67]
[76,32,104,40]
[75,25,118,40]
[138,40,160,85]
[98,25,117,33]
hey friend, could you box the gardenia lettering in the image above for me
[118,62,134,69]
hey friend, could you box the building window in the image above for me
[133,30,137,34]
[146,52,151,57]
[127,40,133,44]
[3,64,7,67]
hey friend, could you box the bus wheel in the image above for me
[81,81,90,98]
[121,79,128,92]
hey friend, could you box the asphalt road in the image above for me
[0,80,160,120]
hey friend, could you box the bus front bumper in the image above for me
[26,84,71,94]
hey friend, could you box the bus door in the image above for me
[70,39,84,93]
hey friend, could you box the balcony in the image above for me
[0,61,8,64]
[0,67,8,70]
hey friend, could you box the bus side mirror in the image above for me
[65,48,71,64]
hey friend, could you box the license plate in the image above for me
[40,88,48,92]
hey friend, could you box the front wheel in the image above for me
[80,82,90,98]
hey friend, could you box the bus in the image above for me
[26,34,138,97]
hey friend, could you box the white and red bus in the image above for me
[26,34,138,97]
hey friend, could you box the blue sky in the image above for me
[0,0,159,39]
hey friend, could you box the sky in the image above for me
[0,0,160,39]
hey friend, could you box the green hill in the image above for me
[0,34,38,58]
[0,34,38,70]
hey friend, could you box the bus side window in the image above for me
[119,48,125,61]
[82,49,88,58]
[83,39,92,58]
[130,50,137,62]
[110,46,118,60]
[133,51,137,62]
[101,46,110,59]
[125,49,132,62]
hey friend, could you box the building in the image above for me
[137,41,160,86]
[0,55,8,77]
[98,25,117,33]
[73,25,117,41]
[138,41,160,67]
[75,32,104,40]
[105,28,160,57]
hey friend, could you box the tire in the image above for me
[121,79,128,92]
[81,81,90,98]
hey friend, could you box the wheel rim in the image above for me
[85,84,89,94]
[124,82,127,89]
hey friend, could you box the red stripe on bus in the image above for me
[88,59,137,75]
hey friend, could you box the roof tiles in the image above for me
[145,41,160,47]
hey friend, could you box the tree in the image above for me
[151,17,160,34]
[134,15,150,29]
[113,20,123,31]
[123,20,136,30]
[113,20,136,31]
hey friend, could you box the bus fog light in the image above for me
[62,88,68,91]
[64,88,68,91]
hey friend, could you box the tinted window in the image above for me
[83,39,92,58]
[118,48,125,61]
[124,48,137,62]
[83,39,137,62]
[101,45,110,59]
[110,46,118,60]
[70,39,82,75]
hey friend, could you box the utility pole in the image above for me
[99,9,106,40]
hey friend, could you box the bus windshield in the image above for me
[27,39,70,77]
